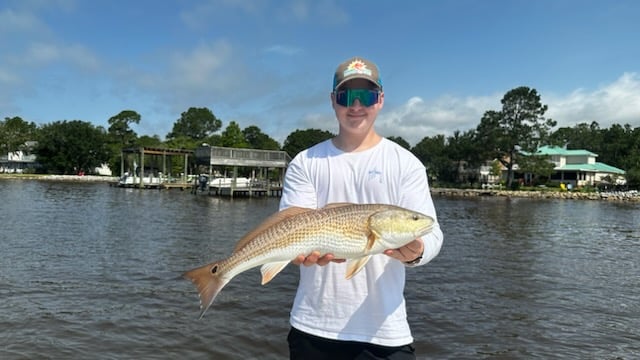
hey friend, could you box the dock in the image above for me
[112,145,291,197]
[195,146,290,198]
[207,185,283,197]
[116,146,194,190]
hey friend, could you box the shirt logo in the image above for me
[368,168,383,183]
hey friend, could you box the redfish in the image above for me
[183,203,434,318]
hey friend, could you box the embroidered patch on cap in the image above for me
[343,60,373,77]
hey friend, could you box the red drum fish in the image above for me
[184,203,434,318]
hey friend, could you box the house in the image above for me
[0,150,38,173]
[534,145,626,187]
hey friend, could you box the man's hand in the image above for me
[293,251,346,266]
[384,239,424,263]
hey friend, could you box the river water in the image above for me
[0,180,638,359]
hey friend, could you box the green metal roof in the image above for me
[536,145,597,157]
[558,162,625,174]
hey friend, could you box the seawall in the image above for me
[431,188,640,202]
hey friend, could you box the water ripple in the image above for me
[1,183,639,359]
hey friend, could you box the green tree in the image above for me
[387,136,411,150]
[106,110,141,175]
[549,121,602,151]
[447,129,482,184]
[517,154,556,185]
[0,116,37,154]
[411,134,449,185]
[600,123,635,170]
[167,107,222,140]
[625,167,640,189]
[107,110,140,147]
[243,125,281,150]
[203,134,223,147]
[490,160,503,180]
[35,120,111,174]
[220,121,249,148]
[282,129,335,158]
[165,136,199,150]
[475,86,556,188]
[136,135,164,148]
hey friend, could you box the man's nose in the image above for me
[349,98,363,108]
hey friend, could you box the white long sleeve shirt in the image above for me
[279,138,444,346]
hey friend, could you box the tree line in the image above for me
[2,86,639,188]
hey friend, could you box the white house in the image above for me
[534,146,626,187]
[0,150,37,173]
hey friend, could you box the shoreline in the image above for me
[2,175,638,202]
[0,174,118,183]
[431,187,640,202]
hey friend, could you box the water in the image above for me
[1,181,638,359]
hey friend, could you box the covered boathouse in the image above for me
[195,145,291,197]
[117,146,194,189]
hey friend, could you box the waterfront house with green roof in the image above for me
[534,145,626,187]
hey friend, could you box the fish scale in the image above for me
[184,203,434,318]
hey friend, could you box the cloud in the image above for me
[114,39,267,123]
[545,72,640,128]
[0,8,44,34]
[280,0,349,23]
[264,45,302,56]
[169,41,232,91]
[371,73,640,147]
[180,0,348,29]
[19,42,100,71]
[375,94,500,146]
[179,0,269,30]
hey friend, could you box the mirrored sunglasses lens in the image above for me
[336,90,378,107]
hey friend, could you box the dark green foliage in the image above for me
[411,135,450,184]
[220,121,249,148]
[0,116,37,154]
[474,86,556,187]
[167,107,222,140]
[282,129,335,158]
[108,110,140,147]
[243,125,281,150]
[35,120,111,174]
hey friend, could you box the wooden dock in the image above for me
[112,145,290,198]
[161,183,192,190]
[113,182,192,190]
[206,184,283,197]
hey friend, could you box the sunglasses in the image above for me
[334,88,381,107]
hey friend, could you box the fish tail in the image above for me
[183,261,228,319]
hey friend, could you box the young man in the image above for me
[280,56,444,360]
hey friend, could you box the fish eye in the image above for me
[412,215,419,220]
[211,265,218,274]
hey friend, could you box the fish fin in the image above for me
[183,262,228,319]
[345,255,372,279]
[260,261,290,285]
[366,229,380,251]
[233,207,313,253]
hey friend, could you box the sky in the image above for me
[2,0,639,147]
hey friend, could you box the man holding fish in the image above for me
[281,56,444,359]
[184,56,443,359]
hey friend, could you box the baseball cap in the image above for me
[333,56,382,91]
